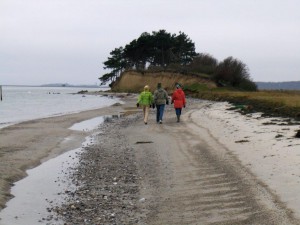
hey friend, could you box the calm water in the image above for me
[0,86,118,224]
[0,147,81,225]
[0,86,117,128]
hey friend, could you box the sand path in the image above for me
[124,102,299,224]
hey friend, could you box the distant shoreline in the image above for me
[2,84,109,88]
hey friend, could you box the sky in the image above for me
[1,0,300,85]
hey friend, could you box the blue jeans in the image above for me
[156,104,165,122]
[175,108,182,116]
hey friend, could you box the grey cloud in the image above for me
[1,0,300,85]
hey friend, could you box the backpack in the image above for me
[156,89,166,100]
[155,89,168,105]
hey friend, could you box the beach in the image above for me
[1,93,300,224]
[0,92,129,208]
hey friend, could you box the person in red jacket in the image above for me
[171,83,186,122]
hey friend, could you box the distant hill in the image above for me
[256,81,300,90]
[40,83,100,88]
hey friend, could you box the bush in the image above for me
[187,53,217,75]
[183,83,210,92]
[214,56,252,89]
[238,79,257,91]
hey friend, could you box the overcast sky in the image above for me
[1,0,300,85]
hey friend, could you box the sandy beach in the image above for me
[0,93,132,209]
[1,93,300,224]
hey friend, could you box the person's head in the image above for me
[144,85,150,91]
[157,83,162,89]
[176,83,181,89]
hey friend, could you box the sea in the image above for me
[0,85,119,225]
[0,85,118,129]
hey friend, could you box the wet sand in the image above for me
[1,93,300,224]
[0,93,137,210]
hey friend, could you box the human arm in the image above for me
[153,90,158,105]
[150,92,154,106]
[165,90,169,105]
[182,92,186,107]
[171,91,176,104]
[137,93,142,107]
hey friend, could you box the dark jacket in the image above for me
[154,88,168,105]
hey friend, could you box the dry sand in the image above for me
[1,93,300,224]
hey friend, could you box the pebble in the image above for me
[48,115,141,224]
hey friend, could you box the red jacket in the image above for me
[172,88,186,108]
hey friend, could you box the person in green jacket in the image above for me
[137,85,154,125]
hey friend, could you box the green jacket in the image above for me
[137,91,153,106]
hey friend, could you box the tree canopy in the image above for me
[214,57,256,91]
[99,30,257,91]
[99,30,196,85]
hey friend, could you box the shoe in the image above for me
[159,120,162,124]
[144,122,147,125]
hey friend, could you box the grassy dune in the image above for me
[112,71,300,119]
[190,88,300,119]
[111,70,216,93]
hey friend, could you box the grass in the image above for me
[185,87,300,119]
[112,70,300,119]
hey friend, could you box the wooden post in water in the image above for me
[0,85,2,101]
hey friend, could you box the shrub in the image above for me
[183,83,210,92]
[214,57,252,88]
[238,79,257,91]
[187,53,218,75]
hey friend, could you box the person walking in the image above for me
[171,83,186,122]
[154,83,169,124]
[137,85,154,125]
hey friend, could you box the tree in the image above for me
[120,30,197,69]
[214,57,257,91]
[124,32,153,70]
[173,31,197,66]
[99,72,115,86]
[100,47,126,85]
[150,30,175,67]
[188,53,218,75]
[99,30,255,92]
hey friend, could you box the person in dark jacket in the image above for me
[171,83,186,122]
[154,83,169,124]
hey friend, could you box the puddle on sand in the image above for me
[0,114,122,225]
[0,148,80,225]
[69,114,123,131]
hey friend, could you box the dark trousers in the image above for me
[175,108,182,116]
[156,104,165,122]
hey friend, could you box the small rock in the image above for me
[295,130,300,138]
[139,198,146,202]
